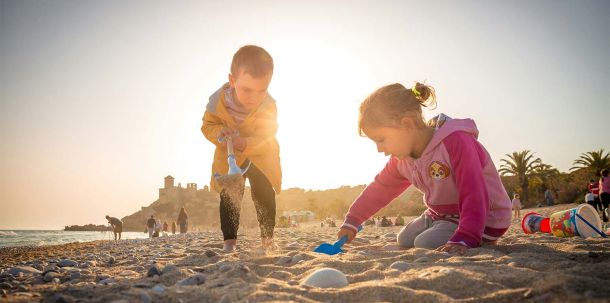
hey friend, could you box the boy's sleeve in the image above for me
[201,111,225,146]
[444,131,489,248]
[342,157,411,232]
[242,102,278,157]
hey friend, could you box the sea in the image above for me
[0,230,150,248]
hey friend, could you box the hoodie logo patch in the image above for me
[429,161,450,181]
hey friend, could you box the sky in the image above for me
[1,0,608,230]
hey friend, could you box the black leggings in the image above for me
[220,161,276,241]
[600,192,610,222]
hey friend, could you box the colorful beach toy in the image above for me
[522,204,606,238]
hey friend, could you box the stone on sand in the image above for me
[58,259,78,268]
[389,261,410,271]
[301,268,348,288]
[176,274,205,286]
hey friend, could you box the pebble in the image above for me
[18,284,29,292]
[139,291,152,303]
[276,256,292,265]
[44,271,62,282]
[8,266,41,276]
[205,250,219,257]
[107,256,116,265]
[176,274,206,286]
[147,265,162,277]
[415,257,430,263]
[439,268,454,274]
[301,268,348,288]
[98,278,115,285]
[151,284,166,294]
[0,282,12,289]
[162,264,178,274]
[219,265,232,273]
[389,261,410,271]
[48,293,76,303]
[291,254,304,264]
[58,259,79,267]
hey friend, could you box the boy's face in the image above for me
[228,69,272,111]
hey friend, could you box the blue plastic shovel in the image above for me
[314,225,363,255]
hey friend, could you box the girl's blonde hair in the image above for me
[358,82,436,136]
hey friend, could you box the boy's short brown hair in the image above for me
[231,45,274,77]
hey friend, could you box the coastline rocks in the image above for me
[301,268,348,288]
[58,259,78,268]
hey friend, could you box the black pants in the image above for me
[600,192,610,222]
[220,162,276,241]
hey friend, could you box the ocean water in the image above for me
[0,230,150,248]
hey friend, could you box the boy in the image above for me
[201,45,282,252]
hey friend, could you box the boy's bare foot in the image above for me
[262,238,278,251]
[223,239,237,252]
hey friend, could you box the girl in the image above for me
[512,193,521,222]
[337,82,512,255]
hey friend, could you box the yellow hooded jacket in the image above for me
[201,84,282,194]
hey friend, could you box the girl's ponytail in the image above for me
[411,82,437,109]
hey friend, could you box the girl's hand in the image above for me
[337,227,357,244]
[435,243,468,255]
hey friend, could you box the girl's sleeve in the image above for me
[342,157,411,232]
[443,131,490,248]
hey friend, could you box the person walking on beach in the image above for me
[544,188,554,206]
[177,207,189,234]
[512,193,522,222]
[171,221,177,235]
[162,221,169,236]
[336,82,512,255]
[201,45,282,252]
[599,169,610,223]
[146,215,156,238]
[588,178,602,212]
[105,215,122,240]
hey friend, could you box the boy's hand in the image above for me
[218,128,239,145]
[232,136,247,152]
[435,243,468,255]
[337,227,357,244]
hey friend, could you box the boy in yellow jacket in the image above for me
[201,45,281,252]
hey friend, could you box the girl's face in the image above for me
[364,121,417,160]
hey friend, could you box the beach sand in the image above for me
[1,203,609,303]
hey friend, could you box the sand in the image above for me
[1,203,609,302]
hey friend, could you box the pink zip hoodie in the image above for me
[342,115,512,247]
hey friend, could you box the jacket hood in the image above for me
[422,114,479,156]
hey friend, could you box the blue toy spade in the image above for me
[314,225,363,255]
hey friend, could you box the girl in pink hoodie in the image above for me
[337,82,512,254]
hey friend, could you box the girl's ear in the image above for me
[400,116,415,130]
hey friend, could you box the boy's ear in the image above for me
[228,73,235,87]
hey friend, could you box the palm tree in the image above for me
[570,149,610,177]
[499,150,541,203]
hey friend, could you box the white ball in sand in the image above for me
[301,268,348,288]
